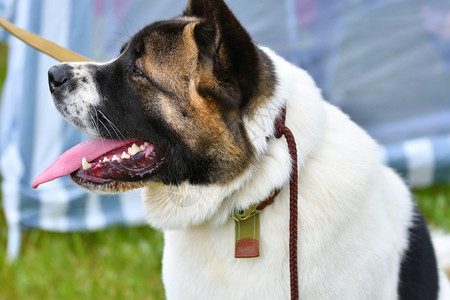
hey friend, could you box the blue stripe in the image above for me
[19,0,42,229]
[66,191,88,230]
[69,0,93,56]
[385,143,408,181]
[64,0,94,230]
[432,136,450,184]
[68,0,127,228]
[100,194,126,225]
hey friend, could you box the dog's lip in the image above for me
[32,138,144,188]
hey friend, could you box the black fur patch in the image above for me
[398,207,439,300]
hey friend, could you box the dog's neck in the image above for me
[215,48,326,221]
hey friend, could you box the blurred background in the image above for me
[1,0,450,299]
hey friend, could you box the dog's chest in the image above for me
[162,201,291,299]
[160,172,410,300]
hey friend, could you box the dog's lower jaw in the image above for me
[71,174,152,194]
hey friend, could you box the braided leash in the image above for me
[275,107,299,299]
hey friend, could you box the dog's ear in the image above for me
[185,0,259,109]
[184,0,210,17]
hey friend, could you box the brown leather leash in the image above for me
[1,17,300,299]
[234,107,299,298]
[0,17,90,62]
[275,107,299,299]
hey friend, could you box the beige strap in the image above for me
[233,203,260,258]
[232,190,279,258]
[0,17,91,62]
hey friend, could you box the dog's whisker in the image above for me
[93,107,101,133]
[90,106,107,148]
[106,120,126,140]
[88,113,100,135]
[90,105,102,136]
[98,110,127,141]
[97,117,115,140]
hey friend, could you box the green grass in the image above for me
[1,186,449,300]
[0,43,7,94]
[0,207,165,300]
[415,185,450,231]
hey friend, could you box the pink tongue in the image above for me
[32,138,139,188]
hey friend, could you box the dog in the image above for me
[33,0,450,298]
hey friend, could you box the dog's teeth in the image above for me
[127,147,136,155]
[121,152,130,159]
[82,157,92,170]
[103,157,110,162]
[140,145,146,151]
[112,155,119,161]
[128,143,141,155]
[144,142,149,147]
[132,143,142,153]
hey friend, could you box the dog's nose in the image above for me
[48,65,70,93]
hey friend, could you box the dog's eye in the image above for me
[132,66,144,77]
[133,67,143,76]
[128,64,145,78]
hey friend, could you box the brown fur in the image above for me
[132,14,277,185]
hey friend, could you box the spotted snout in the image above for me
[47,62,103,137]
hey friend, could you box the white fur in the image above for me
[53,62,109,137]
[138,47,450,299]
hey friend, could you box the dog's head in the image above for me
[35,0,277,196]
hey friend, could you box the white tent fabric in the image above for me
[1,0,449,260]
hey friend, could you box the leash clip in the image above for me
[233,203,259,222]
